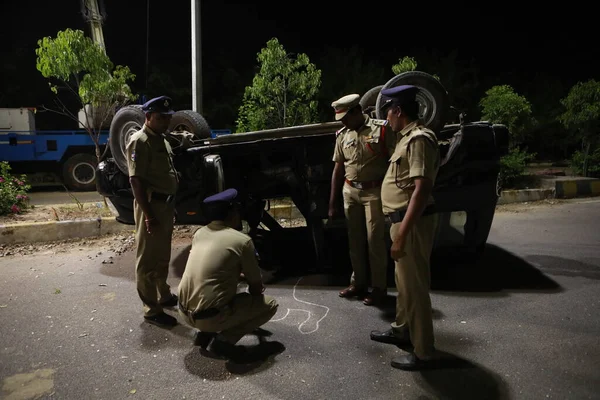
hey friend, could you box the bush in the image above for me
[499,148,536,189]
[570,147,600,178]
[0,161,31,216]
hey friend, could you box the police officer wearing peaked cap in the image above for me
[126,95,180,328]
[177,188,281,360]
[369,84,442,370]
[329,92,397,306]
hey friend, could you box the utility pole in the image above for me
[191,0,202,114]
[81,0,106,54]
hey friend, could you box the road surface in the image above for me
[0,198,599,399]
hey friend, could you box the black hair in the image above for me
[203,202,233,222]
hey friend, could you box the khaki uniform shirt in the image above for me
[332,115,397,182]
[126,124,178,195]
[177,221,263,312]
[381,121,440,214]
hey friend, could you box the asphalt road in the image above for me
[0,199,599,399]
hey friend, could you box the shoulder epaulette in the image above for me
[371,119,389,127]
[335,127,348,137]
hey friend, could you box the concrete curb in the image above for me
[549,177,600,198]
[2,180,599,245]
[497,188,556,205]
[0,217,133,245]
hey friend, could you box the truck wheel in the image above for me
[376,71,449,133]
[109,105,145,174]
[169,110,211,139]
[62,153,98,191]
[359,85,384,112]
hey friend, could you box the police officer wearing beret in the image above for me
[369,85,441,370]
[126,95,180,328]
[329,93,397,306]
[177,188,280,360]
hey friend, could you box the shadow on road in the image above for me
[430,244,563,294]
[413,351,510,400]
[183,340,285,379]
[524,254,600,280]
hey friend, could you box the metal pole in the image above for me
[191,0,202,113]
[145,0,150,92]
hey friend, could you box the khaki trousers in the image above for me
[134,198,175,317]
[180,293,279,344]
[390,213,438,359]
[342,183,388,290]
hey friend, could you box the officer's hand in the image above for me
[328,206,338,220]
[145,218,159,235]
[391,235,407,260]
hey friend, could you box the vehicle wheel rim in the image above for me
[73,162,96,185]
[416,90,437,127]
[120,121,143,152]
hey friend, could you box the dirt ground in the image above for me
[0,202,113,225]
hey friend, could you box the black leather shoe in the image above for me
[194,331,217,349]
[207,338,247,361]
[159,294,178,308]
[391,353,434,370]
[144,312,177,328]
[370,328,411,346]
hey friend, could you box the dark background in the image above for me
[1,1,597,158]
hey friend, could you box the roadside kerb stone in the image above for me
[0,217,132,245]
[2,180,599,245]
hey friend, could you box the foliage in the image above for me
[558,79,600,177]
[0,162,31,216]
[235,38,321,132]
[35,28,137,160]
[479,85,535,146]
[570,147,600,178]
[391,56,440,80]
[499,148,536,189]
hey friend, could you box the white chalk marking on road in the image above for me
[271,277,330,334]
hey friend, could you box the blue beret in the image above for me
[380,85,419,105]
[203,188,238,204]
[141,95,175,114]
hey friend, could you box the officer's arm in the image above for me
[127,141,155,221]
[240,239,264,295]
[394,138,436,241]
[329,162,345,209]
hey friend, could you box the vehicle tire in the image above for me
[109,105,145,174]
[376,71,449,133]
[359,85,384,112]
[62,153,98,191]
[168,110,211,139]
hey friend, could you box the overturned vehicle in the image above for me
[97,71,509,272]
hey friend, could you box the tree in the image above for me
[392,56,418,75]
[479,85,535,147]
[235,38,321,132]
[35,28,137,161]
[559,79,600,177]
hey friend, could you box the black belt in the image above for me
[345,179,382,190]
[385,204,437,224]
[151,192,175,203]
[178,302,220,320]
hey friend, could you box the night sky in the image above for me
[1,0,597,131]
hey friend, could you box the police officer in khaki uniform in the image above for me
[126,95,180,328]
[329,94,397,306]
[369,85,441,370]
[177,188,280,361]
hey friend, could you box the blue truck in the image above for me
[0,107,232,191]
[0,107,109,191]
